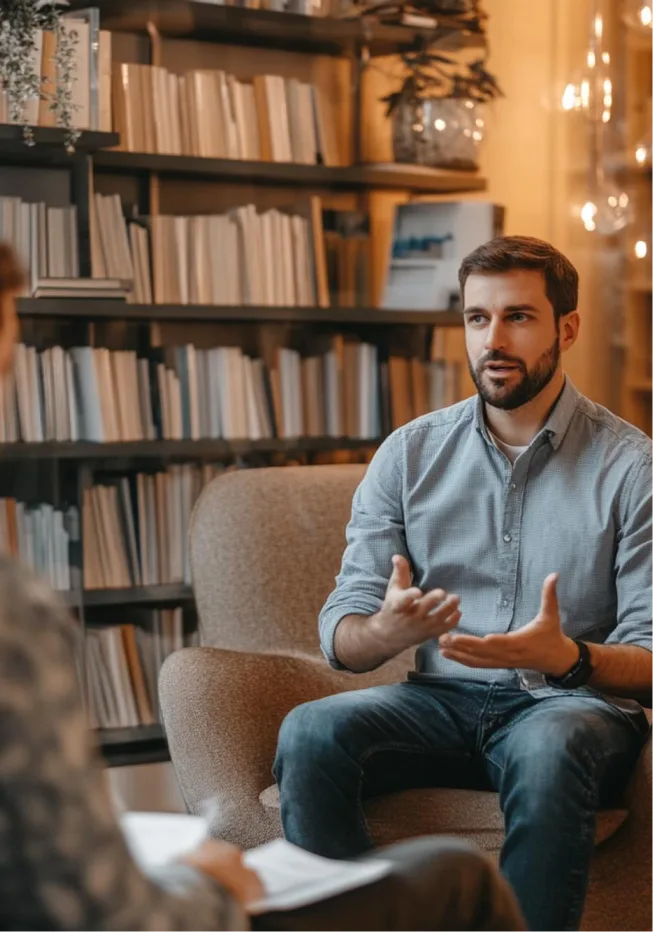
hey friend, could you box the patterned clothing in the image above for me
[319,378,652,692]
[0,558,248,931]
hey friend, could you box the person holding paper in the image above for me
[274,236,652,932]
[0,240,526,931]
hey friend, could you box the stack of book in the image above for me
[112,64,340,165]
[82,464,225,589]
[0,498,78,592]
[85,612,197,728]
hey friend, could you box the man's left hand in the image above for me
[439,573,580,677]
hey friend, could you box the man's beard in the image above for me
[467,337,560,411]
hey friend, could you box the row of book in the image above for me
[112,63,339,166]
[83,464,226,589]
[0,196,79,292]
[0,499,78,592]
[85,613,197,728]
[93,192,376,309]
[2,340,463,444]
[189,0,344,14]
[92,194,323,307]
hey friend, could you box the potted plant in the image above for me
[384,51,503,170]
[353,0,502,170]
[0,0,80,149]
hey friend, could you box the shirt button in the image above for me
[503,533,512,542]
[502,598,509,607]
[510,483,517,491]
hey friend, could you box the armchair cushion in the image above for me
[258,783,628,852]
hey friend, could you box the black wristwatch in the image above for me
[545,640,593,689]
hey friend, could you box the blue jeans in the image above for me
[273,679,649,932]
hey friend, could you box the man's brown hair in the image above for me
[458,235,579,322]
[0,243,25,295]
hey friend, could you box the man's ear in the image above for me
[560,311,580,353]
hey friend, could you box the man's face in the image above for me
[463,269,561,411]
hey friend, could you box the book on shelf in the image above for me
[0,498,79,593]
[84,610,197,729]
[382,201,505,311]
[111,61,341,166]
[82,464,227,590]
[322,208,371,307]
[92,191,330,308]
[33,278,130,299]
[1,338,463,445]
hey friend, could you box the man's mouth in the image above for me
[484,362,519,373]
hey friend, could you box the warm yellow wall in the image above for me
[481,0,613,406]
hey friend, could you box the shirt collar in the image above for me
[473,376,579,451]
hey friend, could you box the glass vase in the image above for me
[392,96,484,171]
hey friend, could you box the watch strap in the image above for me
[545,639,593,689]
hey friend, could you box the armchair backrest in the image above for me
[190,464,368,658]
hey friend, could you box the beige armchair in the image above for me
[159,464,652,932]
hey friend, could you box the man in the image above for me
[0,238,524,932]
[274,235,652,932]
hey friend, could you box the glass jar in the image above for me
[392,96,484,170]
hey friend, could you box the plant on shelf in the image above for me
[0,0,80,149]
[356,0,502,170]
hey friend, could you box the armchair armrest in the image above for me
[158,647,352,848]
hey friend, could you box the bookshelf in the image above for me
[68,0,483,56]
[92,150,485,192]
[17,299,464,325]
[98,723,168,767]
[1,0,484,766]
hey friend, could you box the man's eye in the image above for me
[469,315,486,324]
[510,314,528,322]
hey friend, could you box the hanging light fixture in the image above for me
[622,0,653,29]
[562,3,633,234]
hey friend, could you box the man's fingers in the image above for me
[540,572,560,616]
[388,554,413,592]
[392,586,423,612]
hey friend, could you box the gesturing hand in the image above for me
[371,554,461,656]
[439,573,579,677]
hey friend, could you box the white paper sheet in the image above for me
[120,812,392,915]
[244,838,392,914]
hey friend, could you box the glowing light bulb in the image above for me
[562,83,577,110]
[636,146,647,164]
[581,201,597,232]
[434,118,446,131]
[641,4,652,26]
[635,240,648,258]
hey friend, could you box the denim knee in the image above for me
[274,693,362,779]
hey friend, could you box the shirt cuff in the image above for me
[319,599,384,670]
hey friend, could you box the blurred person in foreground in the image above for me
[0,241,524,932]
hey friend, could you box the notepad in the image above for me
[121,812,392,914]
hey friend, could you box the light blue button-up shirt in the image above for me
[319,378,652,691]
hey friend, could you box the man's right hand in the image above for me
[370,554,461,655]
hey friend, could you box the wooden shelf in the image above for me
[0,436,380,461]
[0,127,119,164]
[92,149,485,193]
[64,584,193,607]
[97,724,169,767]
[17,298,464,325]
[70,0,484,56]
